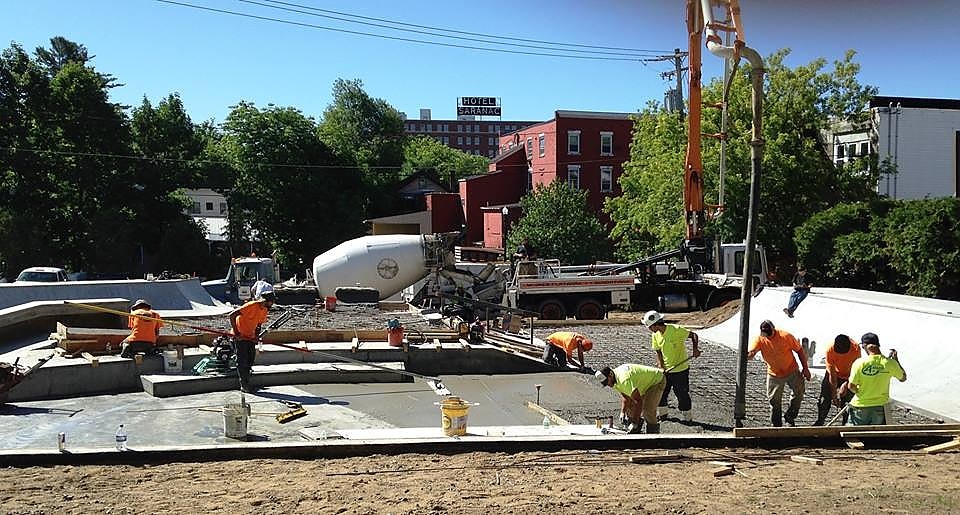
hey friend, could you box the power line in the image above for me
[153,0,651,62]
[257,0,669,54]
[239,0,664,57]
[1,145,629,170]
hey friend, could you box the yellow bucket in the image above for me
[440,396,470,436]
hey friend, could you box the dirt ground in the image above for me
[4,448,960,514]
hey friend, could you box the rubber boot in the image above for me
[646,423,661,434]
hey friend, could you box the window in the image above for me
[457,124,463,132]
[488,149,495,157]
[488,136,495,146]
[474,136,479,145]
[567,130,581,154]
[538,133,545,157]
[837,145,845,159]
[474,124,480,132]
[859,142,869,157]
[205,202,214,211]
[443,136,449,144]
[189,201,200,214]
[847,143,857,158]
[527,168,533,192]
[219,202,227,214]
[600,166,613,192]
[426,123,432,132]
[567,165,581,189]
[457,136,463,145]
[466,125,472,133]
[526,137,533,157]
[600,132,613,156]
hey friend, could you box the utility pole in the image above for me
[643,48,688,120]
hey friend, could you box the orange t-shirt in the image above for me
[546,331,593,357]
[128,309,162,344]
[232,301,269,340]
[749,328,801,378]
[825,338,861,380]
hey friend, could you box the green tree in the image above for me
[883,198,960,299]
[607,49,880,263]
[212,101,365,270]
[318,78,406,218]
[507,180,610,264]
[402,135,488,191]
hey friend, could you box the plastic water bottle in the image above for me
[115,424,128,451]
[542,415,551,429]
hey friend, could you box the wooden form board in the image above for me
[733,423,960,439]
[524,401,571,426]
[839,430,960,438]
[923,438,960,454]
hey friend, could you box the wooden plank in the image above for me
[844,438,865,450]
[712,466,735,477]
[923,438,960,454]
[80,352,99,367]
[734,423,960,439]
[458,338,471,351]
[709,461,736,467]
[524,401,570,426]
[840,430,960,438]
[433,338,441,352]
[628,453,684,464]
[790,455,823,465]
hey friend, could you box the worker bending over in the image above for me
[814,334,861,426]
[847,332,906,425]
[229,291,275,392]
[747,320,810,427]
[120,299,163,358]
[593,364,666,434]
[643,310,700,422]
[543,331,593,370]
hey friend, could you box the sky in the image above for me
[2,0,958,125]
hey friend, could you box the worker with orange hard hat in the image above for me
[542,331,593,370]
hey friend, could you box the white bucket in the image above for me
[223,403,250,440]
[162,350,182,373]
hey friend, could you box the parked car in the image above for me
[14,267,69,283]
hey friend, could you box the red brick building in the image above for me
[459,110,635,245]
[403,114,539,158]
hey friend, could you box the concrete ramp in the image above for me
[0,279,230,317]
[701,286,960,421]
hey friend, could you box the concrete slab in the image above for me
[141,362,412,397]
[701,286,960,421]
[0,278,229,315]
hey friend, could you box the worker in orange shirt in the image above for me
[120,299,163,358]
[746,320,811,427]
[229,291,275,392]
[813,334,861,426]
[542,331,593,370]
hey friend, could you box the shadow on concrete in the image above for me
[0,405,84,417]
[667,417,733,432]
[256,390,349,407]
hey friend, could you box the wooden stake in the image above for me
[923,438,960,454]
[80,352,99,367]
[712,466,735,477]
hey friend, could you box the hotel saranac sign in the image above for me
[457,97,501,116]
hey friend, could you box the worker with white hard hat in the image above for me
[592,364,666,434]
[642,310,700,423]
[120,299,163,358]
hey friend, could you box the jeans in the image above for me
[659,369,692,412]
[848,405,886,425]
[542,344,567,367]
[234,339,257,388]
[816,375,854,425]
[786,288,809,314]
[767,370,805,426]
[120,340,158,358]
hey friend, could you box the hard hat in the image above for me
[591,370,608,387]
[131,299,151,310]
[642,310,664,327]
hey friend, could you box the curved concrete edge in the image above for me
[0,433,840,467]
[0,279,227,312]
[701,286,960,421]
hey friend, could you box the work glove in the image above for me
[619,411,630,427]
